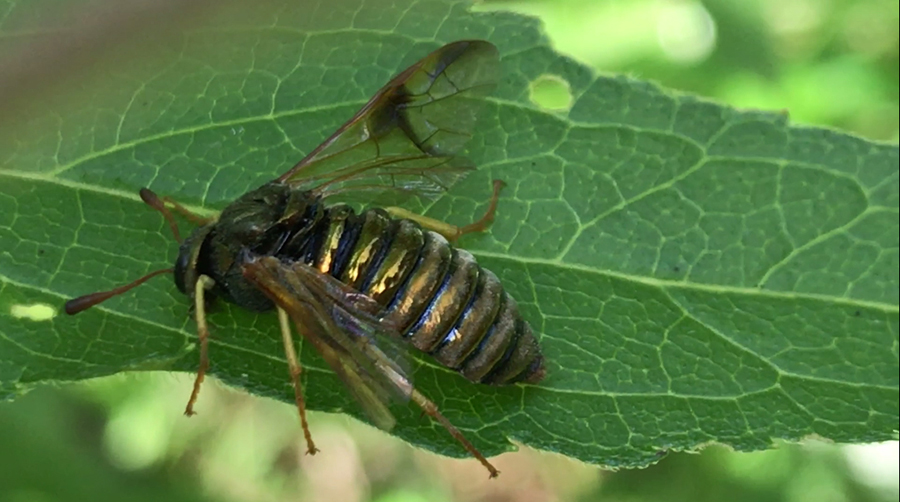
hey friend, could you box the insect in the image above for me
[65,40,545,478]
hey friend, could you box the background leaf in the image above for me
[0,0,897,469]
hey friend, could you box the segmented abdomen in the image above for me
[288,204,545,385]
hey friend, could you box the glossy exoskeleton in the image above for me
[66,40,545,478]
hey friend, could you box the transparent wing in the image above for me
[241,255,413,431]
[276,40,499,202]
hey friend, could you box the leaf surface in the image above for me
[0,0,897,468]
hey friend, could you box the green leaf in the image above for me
[1,0,897,469]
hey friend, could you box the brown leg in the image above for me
[455,179,506,238]
[185,274,215,416]
[140,188,216,243]
[409,388,500,478]
[385,180,506,243]
[278,307,318,455]
[162,196,216,226]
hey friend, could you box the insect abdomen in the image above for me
[300,205,545,386]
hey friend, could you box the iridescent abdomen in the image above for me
[286,204,545,385]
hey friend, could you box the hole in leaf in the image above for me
[10,303,57,321]
[529,74,572,111]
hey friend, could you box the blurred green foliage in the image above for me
[0,386,212,502]
[1,378,897,502]
[482,0,898,141]
[1,0,897,501]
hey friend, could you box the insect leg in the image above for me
[162,196,216,225]
[185,274,215,416]
[409,388,500,478]
[384,180,506,243]
[277,307,319,455]
[140,188,215,227]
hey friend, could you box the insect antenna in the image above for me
[140,188,182,242]
[65,187,187,315]
[64,267,174,315]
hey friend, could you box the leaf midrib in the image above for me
[1,169,896,313]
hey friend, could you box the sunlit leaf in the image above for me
[0,0,897,468]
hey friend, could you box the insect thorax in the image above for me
[174,182,323,311]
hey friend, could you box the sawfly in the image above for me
[66,40,545,477]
